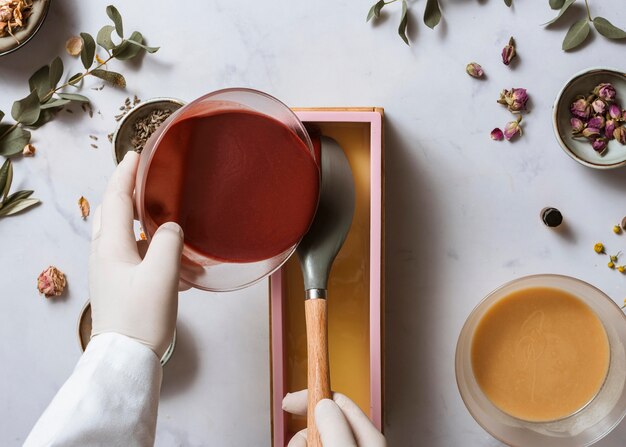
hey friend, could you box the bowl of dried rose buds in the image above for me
[0,0,50,57]
[553,68,626,169]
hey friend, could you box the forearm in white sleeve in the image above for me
[24,332,162,447]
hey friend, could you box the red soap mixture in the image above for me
[144,105,319,263]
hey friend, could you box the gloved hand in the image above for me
[282,390,386,447]
[89,151,184,358]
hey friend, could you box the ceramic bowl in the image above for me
[0,0,51,57]
[111,97,185,165]
[553,68,626,169]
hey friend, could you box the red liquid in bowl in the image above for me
[144,107,319,263]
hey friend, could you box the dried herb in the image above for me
[78,196,90,219]
[130,109,173,153]
[544,0,626,51]
[37,265,66,298]
[0,158,39,217]
[0,0,33,43]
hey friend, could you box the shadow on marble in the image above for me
[161,320,199,399]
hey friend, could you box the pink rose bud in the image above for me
[501,36,516,66]
[608,104,621,120]
[570,98,591,119]
[614,127,626,145]
[587,116,605,130]
[503,120,522,140]
[591,137,608,153]
[605,120,617,139]
[570,118,585,133]
[466,62,484,78]
[594,83,616,102]
[583,127,600,138]
[490,128,504,140]
[498,88,528,112]
[37,266,67,298]
[592,99,606,115]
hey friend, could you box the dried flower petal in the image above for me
[501,36,516,66]
[22,143,35,156]
[78,196,90,219]
[95,54,106,65]
[490,128,504,141]
[37,266,66,298]
[466,62,484,78]
[503,120,522,140]
[65,36,83,56]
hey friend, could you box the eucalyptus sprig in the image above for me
[0,5,159,158]
[0,159,40,218]
[544,0,626,51]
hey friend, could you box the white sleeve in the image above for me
[24,333,162,447]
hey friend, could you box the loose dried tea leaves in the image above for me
[78,195,90,219]
[0,0,34,43]
[130,108,172,153]
[37,265,66,298]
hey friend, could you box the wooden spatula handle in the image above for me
[305,297,331,447]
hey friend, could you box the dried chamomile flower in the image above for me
[608,261,615,269]
[594,242,605,254]
[613,225,622,234]
[618,266,625,273]
[78,196,90,220]
[65,36,83,56]
[37,266,66,298]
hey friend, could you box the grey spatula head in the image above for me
[297,136,355,291]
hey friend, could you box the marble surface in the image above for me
[1,0,626,445]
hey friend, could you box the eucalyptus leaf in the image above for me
[91,69,126,88]
[28,65,51,101]
[424,0,441,29]
[398,0,409,45]
[593,17,626,39]
[543,0,576,26]
[106,5,124,38]
[0,197,40,217]
[0,158,12,201]
[29,109,56,129]
[112,32,143,60]
[0,110,4,122]
[3,189,33,206]
[504,0,512,6]
[549,0,565,9]
[97,25,116,51]
[563,18,590,50]
[80,32,96,69]
[11,91,41,125]
[68,72,83,86]
[40,98,71,110]
[126,39,159,53]
[366,0,385,22]
[0,125,30,157]
[58,93,90,103]
[49,57,64,89]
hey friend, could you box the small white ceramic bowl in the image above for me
[553,67,626,170]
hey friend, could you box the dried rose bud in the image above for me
[490,128,504,141]
[582,127,600,138]
[592,99,606,115]
[466,62,484,78]
[37,266,67,298]
[594,83,616,102]
[570,98,591,119]
[614,127,626,145]
[22,144,35,156]
[570,117,585,133]
[503,120,522,140]
[605,120,617,139]
[588,115,605,129]
[608,104,622,120]
[591,137,608,153]
[501,36,516,66]
[498,88,528,112]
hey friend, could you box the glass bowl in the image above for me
[135,88,318,292]
[456,274,626,446]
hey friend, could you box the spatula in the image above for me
[296,135,355,447]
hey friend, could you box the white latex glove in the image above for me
[282,390,386,447]
[89,151,184,358]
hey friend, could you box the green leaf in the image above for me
[3,189,33,206]
[91,69,126,88]
[112,32,143,60]
[424,0,441,29]
[80,33,96,69]
[58,93,90,103]
[0,197,40,217]
[49,57,64,89]
[550,0,565,9]
[398,0,409,45]
[40,98,71,110]
[125,38,159,53]
[504,0,512,6]
[593,17,626,39]
[29,109,56,129]
[68,72,83,86]
[563,19,590,50]
[0,158,12,201]
[28,65,51,101]
[97,25,116,51]
[543,0,576,26]
[366,0,385,22]
[106,5,124,38]
[11,91,41,125]
[0,125,31,157]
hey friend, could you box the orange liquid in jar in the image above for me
[471,287,610,422]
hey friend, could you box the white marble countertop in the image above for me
[1,0,626,445]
